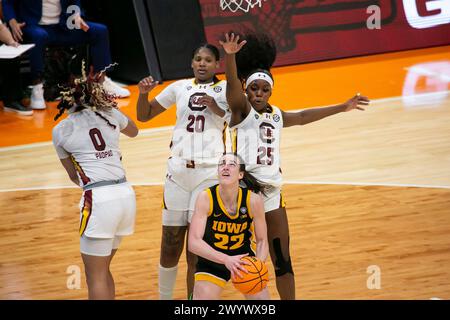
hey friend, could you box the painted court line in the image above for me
[1,90,449,153]
[1,181,449,193]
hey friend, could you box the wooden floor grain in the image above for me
[1,185,449,300]
[1,47,449,300]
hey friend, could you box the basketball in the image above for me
[232,256,269,295]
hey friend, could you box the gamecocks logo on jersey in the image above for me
[259,122,276,144]
[188,93,207,111]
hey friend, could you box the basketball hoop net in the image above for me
[220,0,265,13]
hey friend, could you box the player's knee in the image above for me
[87,22,109,41]
[161,240,184,261]
[26,27,49,44]
[193,284,209,300]
[84,267,109,285]
[272,237,294,277]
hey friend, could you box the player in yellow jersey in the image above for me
[220,32,370,299]
[189,153,270,300]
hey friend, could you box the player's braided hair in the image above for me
[235,31,277,84]
[54,61,118,129]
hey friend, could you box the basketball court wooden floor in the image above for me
[0,46,449,300]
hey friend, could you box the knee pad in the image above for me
[273,237,294,277]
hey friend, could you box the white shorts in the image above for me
[79,182,136,238]
[80,235,123,257]
[263,186,286,212]
[162,157,218,226]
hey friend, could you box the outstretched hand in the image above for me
[138,76,159,94]
[219,33,247,55]
[343,93,370,111]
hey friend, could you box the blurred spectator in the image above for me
[2,0,130,110]
[0,18,33,115]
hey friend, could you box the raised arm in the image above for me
[250,193,269,262]
[188,191,249,279]
[219,33,251,124]
[136,76,166,122]
[282,94,370,127]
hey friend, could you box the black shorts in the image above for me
[194,252,255,288]
[195,259,231,288]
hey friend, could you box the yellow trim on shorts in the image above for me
[79,206,90,236]
[195,272,227,288]
[280,191,286,208]
[79,192,92,236]
[216,186,242,220]
[206,188,214,217]
[231,128,237,153]
[222,123,227,152]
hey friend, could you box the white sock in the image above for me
[159,264,178,300]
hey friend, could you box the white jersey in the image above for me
[230,105,283,187]
[52,108,129,187]
[155,78,230,165]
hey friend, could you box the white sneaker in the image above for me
[30,83,46,110]
[103,76,130,98]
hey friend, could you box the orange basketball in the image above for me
[232,256,269,295]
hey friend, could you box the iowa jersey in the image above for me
[200,184,256,264]
[230,105,283,187]
[155,79,230,165]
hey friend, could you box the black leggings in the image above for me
[266,206,296,300]
[0,58,23,103]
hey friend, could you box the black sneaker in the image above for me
[3,101,33,116]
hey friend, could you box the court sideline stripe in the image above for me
[1,181,449,193]
[1,90,448,153]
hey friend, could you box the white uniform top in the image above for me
[155,78,230,165]
[52,108,129,187]
[39,0,62,25]
[230,105,283,187]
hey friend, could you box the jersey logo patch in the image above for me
[188,93,207,111]
[273,114,280,122]
[259,122,276,144]
[240,207,247,214]
[213,86,222,93]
